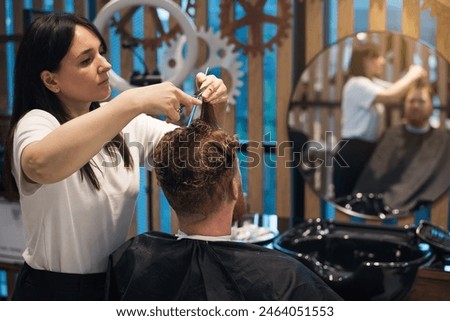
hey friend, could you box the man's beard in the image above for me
[232,184,247,224]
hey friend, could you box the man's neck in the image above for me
[178,203,234,237]
[405,122,430,134]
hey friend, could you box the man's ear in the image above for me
[40,70,60,93]
[230,177,239,201]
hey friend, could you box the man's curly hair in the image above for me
[153,118,239,222]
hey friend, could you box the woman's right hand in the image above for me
[122,82,202,123]
[407,65,428,81]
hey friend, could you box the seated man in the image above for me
[353,81,450,212]
[106,106,341,301]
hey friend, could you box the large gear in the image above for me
[422,0,450,19]
[94,0,199,90]
[160,26,244,105]
[109,0,197,50]
[219,0,293,56]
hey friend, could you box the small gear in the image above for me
[220,0,292,56]
[161,26,244,105]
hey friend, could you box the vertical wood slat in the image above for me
[276,0,293,225]
[222,3,236,135]
[150,171,161,231]
[334,40,346,140]
[95,0,109,15]
[34,0,44,10]
[141,5,159,233]
[433,6,450,227]
[435,15,449,124]
[13,1,23,44]
[303,0,323,222]
[9,0,24,115]
[320,48,331,200]
[369,0,386,32]
[431,192,449,231]
[247,59,264,214]
[246,0,264,215]
[143,6,157,72]
[118,6,136,237]
[75,0,87,18]
[320,51,330,137]
[54,0,64,12]
[396,23,419,229]
[338,0,353,40]
[397,214,414,228]
[306,63,315,140]
[402,0,420,40]
[120,8,133,85]
[436,12,450,64]
[437,56,448,124]
[195,2,208,81]
[388,34,402,127]
[333,0,354,223]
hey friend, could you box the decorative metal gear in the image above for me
[422,0,450,20]
[94,0,198,90]
[160,26,244,105]
[108,0,197,50]
[219,0,292,56]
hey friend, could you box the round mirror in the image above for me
[288,31,450,220]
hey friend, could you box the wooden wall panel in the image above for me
[3,0,446,233]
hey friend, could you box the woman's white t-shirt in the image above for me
[341,76,391,142]
[12,109,176,273]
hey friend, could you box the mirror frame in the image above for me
[288,31,449,220]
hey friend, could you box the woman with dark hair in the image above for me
[4,12,228,300]
[334,41,427,198]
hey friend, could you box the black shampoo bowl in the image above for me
[273,219,433,300]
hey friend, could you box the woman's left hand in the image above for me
[195,72,228,108]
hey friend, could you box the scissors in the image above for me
[180,67,209,127]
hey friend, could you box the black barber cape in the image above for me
[106,231,342,301]
[353,126,450,211]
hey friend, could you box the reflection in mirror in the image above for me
[288,31,450,220]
